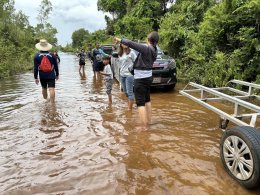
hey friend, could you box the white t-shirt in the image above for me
[119,51,137,77]
[103,64,113,80]
[134,69,152,79]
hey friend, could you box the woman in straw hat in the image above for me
[34,39,59,103]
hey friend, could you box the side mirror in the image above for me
[112,52,119,58]
[163,51,168,55]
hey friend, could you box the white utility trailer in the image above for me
[180,80,260,189]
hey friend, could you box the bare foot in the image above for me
[149,119,159,125]
[134,125,149,132]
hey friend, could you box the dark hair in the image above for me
[103,56,110,60]
[148,31,159,46]
[118,44,131,57]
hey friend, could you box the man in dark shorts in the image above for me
[34,39,59,103]
[92,44,110,76]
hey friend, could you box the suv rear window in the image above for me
[101,45,113,55]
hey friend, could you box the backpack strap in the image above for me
[39,53,52,58]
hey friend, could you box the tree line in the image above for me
[68,0,259,86]
[2,0,259,85]
[0,0,58,79]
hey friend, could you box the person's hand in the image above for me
[113,37,121,44]
[56,76,59,81]
[35,79,39,85]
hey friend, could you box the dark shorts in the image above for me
[40,79,55,89]
[134,77,153,107]
[79,61,85,65]
[93,60,103,71]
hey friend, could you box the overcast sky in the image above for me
[14,0,107,46]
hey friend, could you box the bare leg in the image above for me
[49,88,55,103]
[145,101,152,124]
[138,106,148,128]
[128,100,134,110]
[108,95,112,103]
[79,65,82,72]
[42,88,48,99]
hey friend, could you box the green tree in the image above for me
[159,0,216,58]
[114,16,153,40]
[35,0,57,45]
[98,0,175,36]
[97,0,127,19]
[72,28,90,48]
[182,0,260,86]
[0,0,36,78]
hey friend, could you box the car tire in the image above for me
[220,126,260,189]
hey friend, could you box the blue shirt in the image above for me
[34,51,59,80]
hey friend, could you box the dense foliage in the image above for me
[63,29,111,52]
[159,0,260,86]
[98,0,260,85]
[69,0,259,85]
[0,0,58,78]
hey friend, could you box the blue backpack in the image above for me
[93,49,102,62]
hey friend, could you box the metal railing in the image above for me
[180,80,260,128]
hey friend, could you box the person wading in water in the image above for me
[78,49,86,73]
[114,32,159,130]
[34,39,59,103]
[118,44,137,110]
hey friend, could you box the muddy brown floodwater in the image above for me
[0,53,259,195]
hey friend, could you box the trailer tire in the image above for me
[220,126,260,189]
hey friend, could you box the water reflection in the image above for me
[39,102,66,156]
[79,71,86,80]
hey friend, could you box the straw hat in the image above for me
[35,39,52,51]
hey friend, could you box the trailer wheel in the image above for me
[220,126,260,189]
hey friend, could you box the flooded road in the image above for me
[0,53,259,194]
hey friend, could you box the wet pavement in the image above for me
[0,53,259,194]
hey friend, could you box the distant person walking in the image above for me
[92,43,109,76]
[53,51,61,64]
[78,49,86,73]
[34,39,59,103]
[100,56,113,103]
[114,32,159,130]
[118,44,137,110]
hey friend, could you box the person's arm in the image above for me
[34,54,39,84]
[130,51,137,62]
[52,54,59,79]
[114,37,148,54]
[99,49,109,57]
[100,72,110,76]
